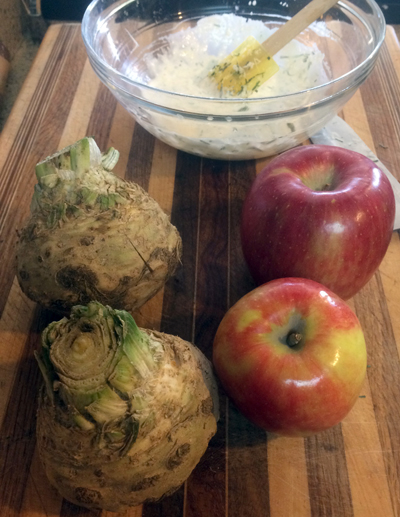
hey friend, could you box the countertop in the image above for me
[1,22,400,517]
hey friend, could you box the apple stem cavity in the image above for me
[286,330,303,348]
[320,182,332,192]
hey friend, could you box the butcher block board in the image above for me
[1,22,400,517]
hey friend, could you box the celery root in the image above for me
[35,301,219,511]
[16,137,182,314]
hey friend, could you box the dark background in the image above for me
[40,0,400,24]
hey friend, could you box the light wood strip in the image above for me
[353,273,400,517]
[379,232,400,360]
[133,139,178,331]
[0,24,61,173]
[57,58,101,149]
[268,438,311,517]
[360,42,400,181]
[342,90,376,151]
[0,279,36,428]
[86,86,118,151]
[147,139,178,217]
[341,380,395,517]
[386,26,400,84]
[108,102,136,179]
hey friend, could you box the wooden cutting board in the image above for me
[1,22,400,517]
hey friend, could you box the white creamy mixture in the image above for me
[123,14,332,159]
[143,14,329,98]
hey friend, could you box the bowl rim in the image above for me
[81,0,386,105]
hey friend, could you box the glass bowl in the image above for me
[82,0,386,160]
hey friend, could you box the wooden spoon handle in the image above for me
[262,0,339,56]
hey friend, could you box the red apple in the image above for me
[212,278,367,436]
[241,145,395,300]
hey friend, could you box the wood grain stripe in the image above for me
[0,307,54,517]
[125,124,156,191]
[268,437,311,517]
[340,90,398,516]
[0,25,88,317]
[385,27,400,84]
[133,139,178,331]
[20,448,63,517]
[0,279,36,428]
[342,90,376,151]
[379,232,400,359]
[225,159,271,517]
[305,425,354,517]
[227,403,269,517]
[0,25,77,225]
[159,151,202,342]
[108,103,136,180]
[355,41,400,515]
[57,58,101,149]
[100,73,149,517]
[14,46,119,517]
[360,41,400,181]
[142,151,204,517]
[184,158,229,517]
[0,25,61,172]
[341,380,395,517]
[227,159,257,302]
[354,273,400,517]
[60,499,101,517]
[85,84,118,151]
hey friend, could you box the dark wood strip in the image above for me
[227,403,269,517]
[227,159,257,304]
[353,270,400,517]
[124,124,156,190]
[85,84,117,151]
[0,25,88,317]
[184,157,229,517]
[160,150,202,341]
[142,493,184,517]
[192,158,231,360]
[60,499,101,517]
[305,425,354,517]
[142,151,203,517]
[0,307,54,517]
[360,41,400,181]
[226,160,270,517]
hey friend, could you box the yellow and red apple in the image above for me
[212,278,367,436]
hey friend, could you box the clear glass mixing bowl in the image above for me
[82,0,386,160]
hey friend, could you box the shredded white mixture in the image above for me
[122,14,333,159]
[141,14,329,98]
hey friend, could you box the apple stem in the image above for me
[287,331,302,348]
